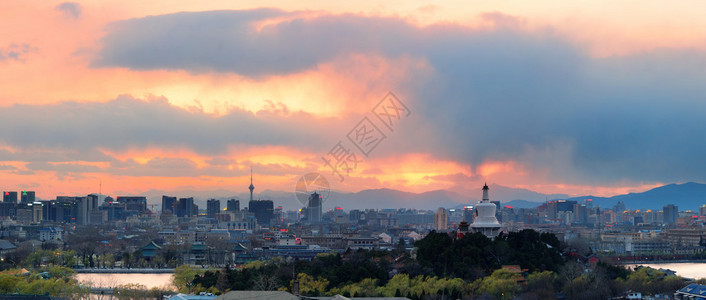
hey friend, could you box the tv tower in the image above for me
[249,166,255,201]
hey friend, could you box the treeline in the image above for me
[177,229,693,299]
[0,266,89,299]
[415,230,563,280]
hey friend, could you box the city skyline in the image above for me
[3,1,706,200]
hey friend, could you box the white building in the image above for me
[39,227,63,241]
[470,184,502,238]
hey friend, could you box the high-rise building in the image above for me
[20,191,35,204]
[87,194,99,212]
[462,205,474,223]
[16,204,33,224]
[546,200,577,219]
[99,201,124,221]
[75,196,89,225]
[43,196,88,224]
[663,204,678,224]
[117,196,148,213]
[3,191,17,203]
[32,201,43,223]
[162,196,177,214]
[178,197,196,217]
[207,199,220,219]
[573,203,588,224]
[700,205,706,217]
[349,209,362,223]
[434,208,447,231]
[306,192,322,224]
[227,199,240,212]
[0,202,16,218]
[249,200,274,227]
[613,201,627,214]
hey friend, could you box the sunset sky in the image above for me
[2,1,706,201]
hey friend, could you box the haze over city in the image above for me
[2,1,706,201]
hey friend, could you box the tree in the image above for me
[253,274,279,291]
[173,265,203,293]
[293,273,329,296]
[522,271,557,299]
[470,269,522,299]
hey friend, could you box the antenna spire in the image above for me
[249,166,255,201]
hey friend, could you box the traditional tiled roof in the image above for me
[677,284,706,297]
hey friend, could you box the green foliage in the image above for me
[523,271,557,299]
[46,265,76,279]
[293,273,329,296]
[469,269,523,299]
[329,277,378,297]
[172,264,204,293]
[617,267,686,296]
[173,243,688,300]
[330,274,467,299]
[243,260,266,269]
[23,249,78,268]
[415,229,563,280]
[114,283,170,300]
[597,261,630,280]
[0,269,89,298]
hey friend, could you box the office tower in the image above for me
[207,199,220,219]
[349,209,362,222]
[249,199,274,226]
[663,204,678,224]
[178,197,195,217]
[434,207,448,231]
[75,196,89,225]
[0,202,16,218]
[306,192,322,224]
[32,201,43,223]
[87,194,99,211]
[162,196,177,214]
[547,200,577,219]
[462,205,474,223]
[20,191,35,204]
[573,203,588,224]
[117,196,148,213]
[16,204,33,224]
[3,191,17,203]
[227,199,240,212]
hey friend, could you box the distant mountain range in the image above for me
[567,182,706,211]
[128,182,706,212]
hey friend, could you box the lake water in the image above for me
[76,273,176,290]
[627,263,706,280]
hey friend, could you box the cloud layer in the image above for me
[0,95,349,154]
[55,2,82,19]
[91,9,706,185]
[0,43,36,62]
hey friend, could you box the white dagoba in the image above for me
[470,183,502,238]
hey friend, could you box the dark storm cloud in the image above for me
[92,10,706,184]
[0,95,346,155]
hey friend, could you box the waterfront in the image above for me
[76,273,175,290]
[628,263,706,280]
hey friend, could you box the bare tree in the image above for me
[253,274,279,291]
